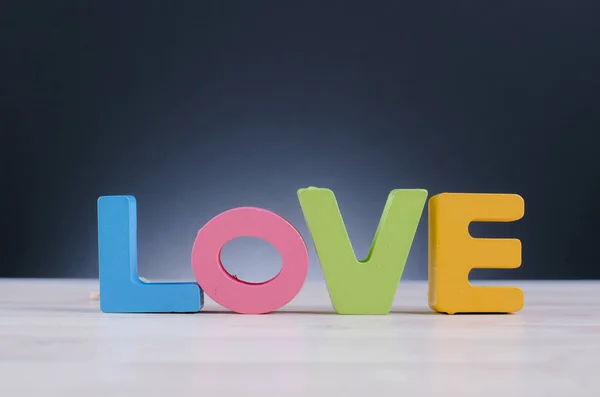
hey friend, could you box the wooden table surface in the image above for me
[0,279,598,397]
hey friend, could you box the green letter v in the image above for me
[297,188,427,314]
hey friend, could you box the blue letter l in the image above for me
[98,195,202,313]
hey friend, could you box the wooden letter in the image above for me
[298,188,427,314]
[428,193,525,314]
[97,196,202,313]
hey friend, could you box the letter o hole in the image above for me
[191,207,309,314]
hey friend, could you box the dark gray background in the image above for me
[1,1,598,281]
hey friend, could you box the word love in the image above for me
[97,188,525,315]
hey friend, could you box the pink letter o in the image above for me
[191,207,309,314]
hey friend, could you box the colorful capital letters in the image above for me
[97,189,524,315]
[428,193,525,314]
[97,196,202,313]
[297,188,427,314]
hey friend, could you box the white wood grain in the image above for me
[0,279,598,397]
